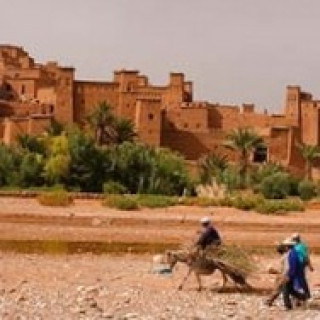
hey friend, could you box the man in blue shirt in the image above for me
[291,233,313,299]
[281,238,307,310]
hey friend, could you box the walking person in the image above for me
[265,243,289,306]
[281,238,307,310]
[291,233,313,299]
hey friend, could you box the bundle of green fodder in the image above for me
[203,245,256,276]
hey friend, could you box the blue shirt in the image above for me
[294,242,308,264]
[288,248,304,290]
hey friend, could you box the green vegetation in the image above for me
[224,128,264,187]
[0,106,317,213]
[136,194,178,208]
[103,181,128,195]
[255,199,304,215]
[259,172,291,199]
[103,195,139,210]
[297,143,320,180]
[298,180,316,201]
[37,190,73,207]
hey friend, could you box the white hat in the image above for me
[200,217,211,224]
[282,238,296,246]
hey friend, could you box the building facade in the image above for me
[1,45,319,177]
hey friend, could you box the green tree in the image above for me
[88,102,136,145]
[224,128,264,186]
[199,153,228,184]
[66,129,110,192]
[113,118,136,144]
[19,153,44,187]
[297,143,320,180]
[0,144,20,186]
[44,135,70,185]
[108,142,190,195]
[88,102,116,145]
[17,134,45,154]
[46,119,65,136]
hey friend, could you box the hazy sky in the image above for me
[1,0,320,111]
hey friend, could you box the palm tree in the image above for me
[199,153,228,184]
[113,118,136,144]
[224,128,264,186]
[88,102,115,145]
[297,143,320,180]
[88,102,136,145]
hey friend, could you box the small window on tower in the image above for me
[148,113,154,120]
[21,85,26,95]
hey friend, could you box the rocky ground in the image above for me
[0,253,320,320]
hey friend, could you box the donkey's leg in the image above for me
[178,268,192,291]
[195,273,203,291]
[217,270,228,292]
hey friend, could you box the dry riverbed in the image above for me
[0,253,320,320]
[0,197,320,319]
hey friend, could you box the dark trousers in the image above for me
[300,269,311,299]
[282,280,306,310]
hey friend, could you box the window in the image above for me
[253,146,267,163]
[183,123,188,129]
[21,84,26,95]
[148,113,154,120]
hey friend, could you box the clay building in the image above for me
[0,45,319,177]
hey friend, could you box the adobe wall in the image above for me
[135,99,161,147]
[2,116,51,145]
[164,103,209,133]
[73,81,119,123]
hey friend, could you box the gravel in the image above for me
[0,253,319,319]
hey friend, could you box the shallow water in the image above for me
[0,239,179,254]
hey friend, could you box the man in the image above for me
[291,233,313,299]
[265,243,289,306]
[196,217,221,250]
[281,238,307,310]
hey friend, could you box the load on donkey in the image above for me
[165,217,254,291]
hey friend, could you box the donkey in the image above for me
[166,250,250,292]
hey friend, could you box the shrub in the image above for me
[231,195,261,211]
[298,180,316,201]
[103,195,139,210]
[255,199,304,215]
[180,197,219,207]
[37,190,73,207]
[219,166,242,191]
[259,172,291,199]
[19,153,44,187]
[136,194,178,208]
[218,196,234,207]
[107,142,191,195]
[103,181,127,194]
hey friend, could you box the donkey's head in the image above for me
[165,250,179,270]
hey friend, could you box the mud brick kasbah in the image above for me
[1,45,320,178]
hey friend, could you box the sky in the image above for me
[1,0,320,111]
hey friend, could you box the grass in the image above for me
[103,195,139,210]
[255,198,304,215]
[136,194,178,208]
[37,190,73,207]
